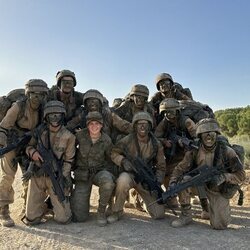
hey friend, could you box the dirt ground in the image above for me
[0,169,249,250]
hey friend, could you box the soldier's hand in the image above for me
[22,170,33,182]
[31,151,44,162]
[167,182,177,197]
[162,139,172,148]
[167,182,176,191]
[121,158,134,172]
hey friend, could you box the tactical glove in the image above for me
[121,158,134,172]
[22,162,36,182]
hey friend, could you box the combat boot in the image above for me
[96,205,107,227]
[165,196,179,210]
[0,205,15,227]
[200,198,210,220]
[107,211,123,224]
[171,204,193,228]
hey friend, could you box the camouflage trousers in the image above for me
[0,150,28,208]
[112,172,165,219]
[26,176,71,223]
[71,170,115,222]
[178,187,231,229]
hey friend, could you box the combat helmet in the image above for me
[159,98,180,114]
[56,70,76,87]
[86,111,103,125]
[132,111,153,127]
[130,84,149,98]
[155,73,174,90]
[25,79,48,96]
[43,100,66,119]
[83,89,104,105]
[196,118,221,136]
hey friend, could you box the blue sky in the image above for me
[0,0,249,111]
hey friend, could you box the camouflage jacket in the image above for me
[114,100,156,127]
[170,142,246,192]
[0,99,40,147]
[66,107,132,141]
[26,124,76,177]
[48,85,84,123]
[74,128,113,181]
[111,133,166,184]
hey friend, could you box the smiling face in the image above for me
[87,120,103,138]
[135,120,150,138]
[201,131,217,148]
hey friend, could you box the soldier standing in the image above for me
[115,84,155,125]
[169,118,245,229]
[107,112,166,223]
[24,101,75,225]
[67,89,132,143]
[150,73,192,124]
[48,69,84,129]
[71,111,115,226]
[0,79,48,227]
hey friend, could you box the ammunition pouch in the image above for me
[219,183,239,199]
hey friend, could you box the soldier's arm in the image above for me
[62,133,76,177]
[174,88,192,100]
[155,142,167,184]
[0,103,23,146]
[111,138,127,167]
[224,147,246,184]
[169,150,194,184]
[184,117,197,138]
[111,112,133,134]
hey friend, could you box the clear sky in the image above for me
[0,0,249,111]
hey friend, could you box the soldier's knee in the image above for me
[116,173,131,190]
[102,181,115,192]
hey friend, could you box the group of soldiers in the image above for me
[0,70,246,230]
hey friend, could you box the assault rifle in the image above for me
[166,132,198,161]
[150,164,221,206]
[0,132,32,156]
[37,138,65,203]
[124,151,164,200]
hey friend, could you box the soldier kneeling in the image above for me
[23,101,75,225]
[168,118,245,230]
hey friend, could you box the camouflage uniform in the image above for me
[149,73,192,124]
[0,80,48,227]
[154,98,197,208]
[67,89,132,143]
[115,84,155,124]
[25,101,75,224]
[107,112,166,223]
[71,112,115,226]
[169,119,246,229]
[48,69,84,129]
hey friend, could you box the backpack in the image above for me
[179,100,215,123]
[0,89,26,122]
